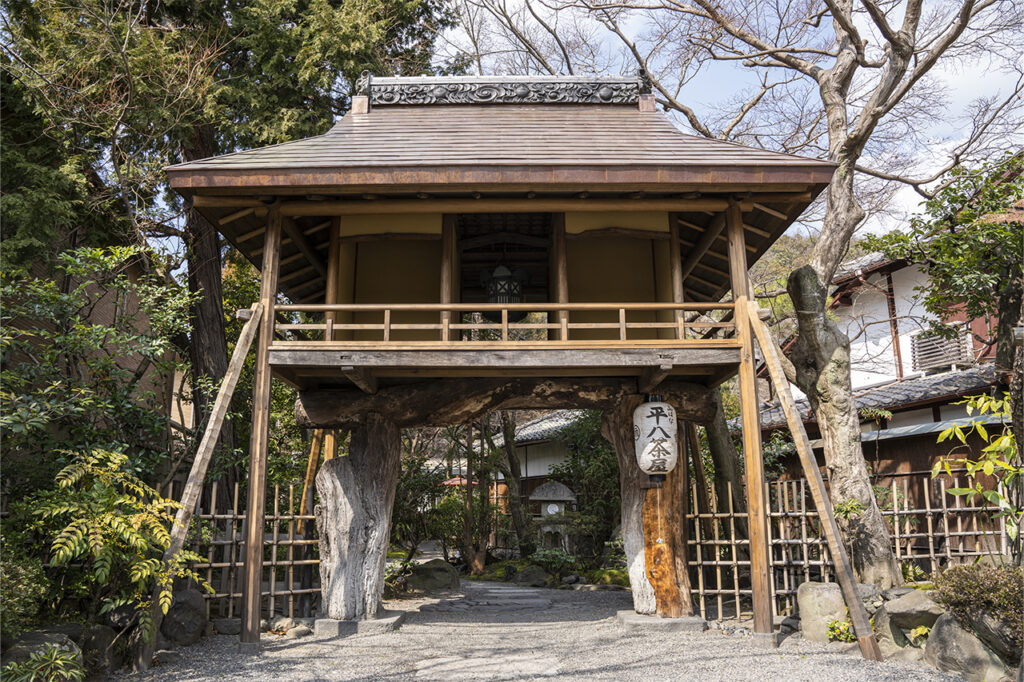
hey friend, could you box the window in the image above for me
[910,325,973,372]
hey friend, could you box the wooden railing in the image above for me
[272,302,736,345]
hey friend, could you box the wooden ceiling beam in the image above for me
[282,217,328,280]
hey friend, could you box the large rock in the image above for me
[405,559,460,592]
[512,565,551,588]
[160,588,207,646]
[872,605,909,648]
[924,613,1010,682]
[796,582,846,643]
[211,617,241,635]
[4,631,83,668]
[961,607,1020,666]
[80,624,121,675]
[885,589,944,630]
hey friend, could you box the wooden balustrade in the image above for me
[271,302,736,346]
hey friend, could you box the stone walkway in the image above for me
[120,581,962,681]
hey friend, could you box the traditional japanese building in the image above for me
[167,73,836,648]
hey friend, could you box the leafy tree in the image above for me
[391,435,448,562]
[550,410,620,564]
[867,153,1024,442]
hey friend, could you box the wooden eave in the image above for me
[166,103,836,304]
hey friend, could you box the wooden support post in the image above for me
[324,217,341,342]
[638,363,672,393]
[553,214,569,341]
[241,204,282,650]
[136,303,262,671]
[725,200,773,637]
[299,429,325,532]
[440,216,455,342]
[669,215,685,339]
[687,423,712,518]
[748,303,883,662]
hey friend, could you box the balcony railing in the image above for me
[272,302,736,347]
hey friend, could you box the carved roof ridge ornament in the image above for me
[354,70,649,107]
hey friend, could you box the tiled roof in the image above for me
[760,364,1002,428]
[832,251,897,284]
[494,409,586,447]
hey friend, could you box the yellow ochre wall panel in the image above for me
[565,237,659,340]
[565,211,668,234]
[340,213,442,236]
[352,239,442,341]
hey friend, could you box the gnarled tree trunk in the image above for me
[704,389,748,540]
[315,413,401,620]
[788,265,901,588]
[602,396,656,614]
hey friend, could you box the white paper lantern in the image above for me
[633,400,678,477]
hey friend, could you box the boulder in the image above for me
[104,603,138,631]
[405,559,460,592]
[924,613,1010,682]
[561,573,580,585]
[39,623,86,642]
[961,607,1020,666]
[886,589,944,630]
[512,565,551,587]
[160,588,207,646]
[882,586,915,601]
[872,605,909,648]
[80,624,121,675]
[5,631,83,668]
[796,582,846,643]
[268,615,295,632]
[211,617,241,635]
[856,583,884,617]
[285,625,313,639]
[780,616,800,634]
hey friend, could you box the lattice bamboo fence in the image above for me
[188,471,1010,621]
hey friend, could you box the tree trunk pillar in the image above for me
[241,203,282,648]
[726,200,774,635]
[602,397,656,614]
[315,413,401,621]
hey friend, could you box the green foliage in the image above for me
[761,430,793,481]
[933,563,1023,651]
[1,646,86,682]
[825,616,856,642]
[865,153,1024,352]
[29,449,208,628]
[528,548,578,578]
[391,441,448,560]
[586,568,630,586]
[908,625,931,647]
[550,411,620,564]
[859,407,893,423]
[833,498,866,520]
[901,561,929,583]
[933,393,1021,554]
[0,537,50,643]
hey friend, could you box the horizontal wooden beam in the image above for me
[637,363,673,393]
[270,347,739,370]
[295,377,718,428]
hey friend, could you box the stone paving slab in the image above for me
[414,653,560,679]
[313,610,405,637]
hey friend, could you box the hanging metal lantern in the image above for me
[633,397,678,481]
[482,264,528,322]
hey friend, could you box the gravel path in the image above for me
[118,581,961,681]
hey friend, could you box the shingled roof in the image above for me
[760,364,1002,429]
[166,74,836,304]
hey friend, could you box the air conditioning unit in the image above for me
[910,326,973,372]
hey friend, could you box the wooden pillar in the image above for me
[440,216,456,341]
[324,217,342,459]
[241,203,282,650]
[725,199,773,636]
[552,214,568,340]
[669,215,685,338]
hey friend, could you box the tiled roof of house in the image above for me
[493,409,587,447]
[760,364,1002,429]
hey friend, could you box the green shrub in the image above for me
[1,646,85,682]
[587,568,630,586]
[528,548,578,577]
[933,563,1023,651]
[825,617,856,642]
[0,537,50,644]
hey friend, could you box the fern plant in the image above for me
[1,646,86,682]
[34,449,209,632]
